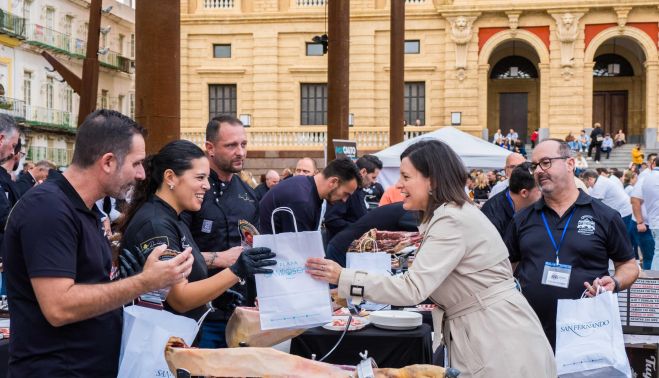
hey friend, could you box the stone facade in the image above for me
[180,0,659,158]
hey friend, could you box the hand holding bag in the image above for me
[117,303,211,378]
[253,207,332,330]
[555,289,631,378]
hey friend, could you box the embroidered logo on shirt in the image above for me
[140,236,170,256]
[577,215,595,236]
[201,219,213,233]
[239,193,255,203]
[181,235,192,249]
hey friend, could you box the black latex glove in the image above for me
[119,247,145,279]
[212,288,246,313]
[229,247,276,280]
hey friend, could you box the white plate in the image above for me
[369,310,422,330]
[322,316,369,331]
[372,323,419,331]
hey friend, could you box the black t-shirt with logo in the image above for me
[505,189,633,349]
[121,195,209,321]
[4,171,121,377]
[185,171,259,253]
[182,171,259,319]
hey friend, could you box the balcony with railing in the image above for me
[26,24,132,73]
[26,146,73,166]
[203,0,235,9]
[181,125,435,151]
[99,50,131,73]
[0,96,77,132]
[0,9,26,39]
[26,24,74,55]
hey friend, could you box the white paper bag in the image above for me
[254,207,332,330]
[117,305,209,378]
[346,252,391,311]
[555,290,631,378]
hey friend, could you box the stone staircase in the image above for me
[525,144,658,170]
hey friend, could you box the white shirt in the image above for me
[608,175,624,190]
[601,137,614,149]
[589,176,632,218]
[575,157,588,169]
[641,169,659,229]
[489,179,509,198]
[630,176,650,224]
[492,132,503,143]
[95,197,122,223]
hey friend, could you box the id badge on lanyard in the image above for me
[540,208,576,288]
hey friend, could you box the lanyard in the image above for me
[540,208,576,264]
[505,190,515,215]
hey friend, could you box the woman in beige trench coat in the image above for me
[307,140,556,378]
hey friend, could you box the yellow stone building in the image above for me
[180,0,659,166]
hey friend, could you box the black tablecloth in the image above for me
[290,323,433,368]
[0,339,8,378]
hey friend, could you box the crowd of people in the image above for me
[491,128,528,157]
[0,109,656,377]
[564,123,628,163]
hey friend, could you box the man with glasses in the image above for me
[489,152,526,198]
[504,139,638,350]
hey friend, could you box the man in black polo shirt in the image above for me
[324,155,383,240]
[3,109,194,377]
[183,114,260,348]
[481,162,541,238]
[260,157,361,234]
[505,139,638,350]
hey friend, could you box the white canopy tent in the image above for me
[374,126,513,188]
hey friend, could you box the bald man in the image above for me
[490,152,527,198]
[294,157,317,176]
[254,170,280,201]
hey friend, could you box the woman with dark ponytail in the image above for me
[119,140,276,323]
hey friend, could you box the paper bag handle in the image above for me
[357,237,379,253]
[270,207,299,234]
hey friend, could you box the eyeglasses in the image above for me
[530,156,569,171]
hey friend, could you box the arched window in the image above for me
[593,54,634,77]
[490,56,538,79]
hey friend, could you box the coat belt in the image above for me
[437,277,518,368]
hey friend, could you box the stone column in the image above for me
[582,62,595,131]
[645,61,658,148]
[538,63,550,131]
[477,64,489,138]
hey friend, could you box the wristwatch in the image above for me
[611,276,621,293]
[349,271,369,306]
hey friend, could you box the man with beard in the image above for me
[3,110,194,377]
[183,114,260,348]
[0,115,21,234]
[259,157,362,234]
[481,162,542,238]
[504,139,638,350]
[324,154,383,240]
[0,114,20,298]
